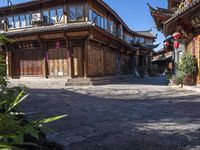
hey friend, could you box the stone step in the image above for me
[8,75,136,87]
[9,80,67,88]
[65,81,93,86]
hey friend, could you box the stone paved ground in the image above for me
[22,76,200,150]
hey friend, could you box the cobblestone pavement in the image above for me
[22,77,200,150]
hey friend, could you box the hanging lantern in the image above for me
[164,41,170,47]
[174,41,180,49]
[173,32,182,39]
[55,41,60,49]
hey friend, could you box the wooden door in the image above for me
[13,49,43,76]
[105,50,115,75]
[48,48,68,76]
[73,47,83,77]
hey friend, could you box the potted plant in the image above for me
[180,52,197,85]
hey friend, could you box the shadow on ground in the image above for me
[21,78,200,150]
[104,76,169,86]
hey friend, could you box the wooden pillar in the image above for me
[38,37,46,78]
[44,42,48,78]
[135,49,139,67]
[103,45,106,75]
[6,50,11,77]
[84,37,89,78]
[63,34,72,78]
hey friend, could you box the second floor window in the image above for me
[43,10,49,24]
[20,15,25,27]
[124,34,131,43]
[14,16,19,28]
[8,14,31,29]
[50,9,56,23]
[8,17,14,29]
[88,9,93,22]
[42,7,64,24]
[109,20,117,36]
[88,9,107,30]
[104,18,107,30]
[26,14,31,26]
[139,37,145,43]
[68,5,84,22]
[57,8,63,22]
[97,15,101,27]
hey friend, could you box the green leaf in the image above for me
[0,143,12,150]
[12,134,24,145]
[25,126,39,140]
[38,115,68,124]
[7,92,28,113]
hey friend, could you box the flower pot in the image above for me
[183,74,194,85]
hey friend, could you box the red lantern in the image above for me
[174,41,180,49]
[164,42,170,47]
[173,32,182,39]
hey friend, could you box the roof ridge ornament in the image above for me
[146,3,156,12]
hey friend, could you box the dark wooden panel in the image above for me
[88,41,104,76]
[12,49,43,76]
[105,49,115,75]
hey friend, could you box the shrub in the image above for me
[170,71,184,86]
[176,70,185,85]
[180,52,197,76]
[176,52,198,85]
[171,75,179,85]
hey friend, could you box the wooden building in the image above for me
[0,0,156,80]
[152,48,173,74]
[148,0,200,82]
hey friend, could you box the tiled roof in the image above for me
[2,22,94,37]
[136,30,156,38]
[132,42,158,52]
[0,0,45,10]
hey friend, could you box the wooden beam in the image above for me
[37,36,47,78]
[6,50,11,77]
[84,37,89,78]
[63,33,72,78]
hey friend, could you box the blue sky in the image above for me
[0,0,167,50]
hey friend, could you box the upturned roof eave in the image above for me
[147,3,174,32]
[163,1,200,35]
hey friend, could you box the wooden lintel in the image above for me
[89,38,107,46]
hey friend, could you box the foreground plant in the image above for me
[0,36,67,150]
